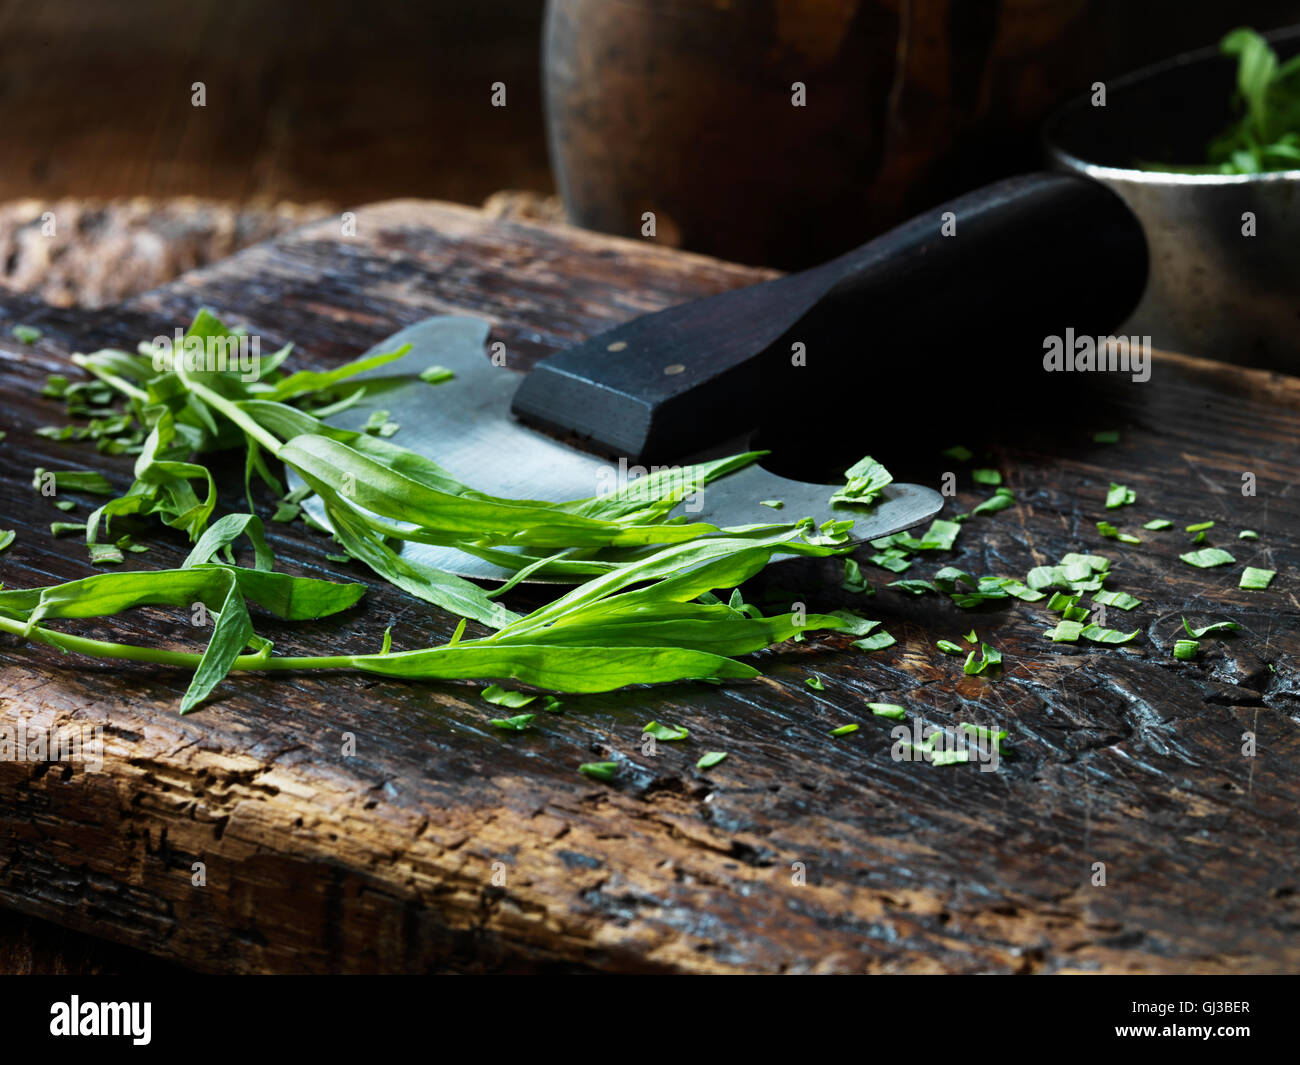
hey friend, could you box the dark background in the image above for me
[0,0,1294,211]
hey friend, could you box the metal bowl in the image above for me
[1045,27,1300,369]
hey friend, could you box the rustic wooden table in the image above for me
[1,201,1297,973]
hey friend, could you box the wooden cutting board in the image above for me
[1,200,1298,974]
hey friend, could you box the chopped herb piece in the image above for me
[418,366,455,384]
[1060,553,1111,573]
[936,639,964,655]
[88,543,124,565]
[41,374,68,397]
[759,499,784,509]
[830,455,893,507]
[54,499,76,512]
[1240,567,1275,590]
[643,721,689,741]
[0,530,13,552]
[1093,589,1141,611]
[578,761,619,781]
[1143,518,1172,530]
[971,468,1002,486]
[828,723,859,737]
[11,324,41,344]
[940,445,973,462]
[1097,521,1140,544]
[917,518,961,551]
[852,631,895,652]
[805,676,825,691]
[998,578,1046,602]
[1185,521,1215,533]
[930,749,970,767]
[1105,483,1136,508]
[866,702,906,719]
[888,579,936,596]
[271,501,301,523]
[1180,547,1235,568]
[869,552,912,573]
[963,642,1002,676]
[1045,620,1085,642]
[1027,565,1068,591]
[49,521,87,537]
[931,566,976,592]
[1238,529,1258,540]
[325,553,350,563]
[972,487,1015,515]
[482,684,537,709]
[1092,430,1120,443]
[1190,530,1207,544]
[32,468,114,496]
[1047,591,1077,611]
[489,713,535,731]
[696,751,727,770]
[827,610,880,637]
[1173,640,1199,661]
[964,630,977,643]
[959,723,1010,752]
[1183,617,1241,638]
[1080,624,1138,645]
[842,557,870,593]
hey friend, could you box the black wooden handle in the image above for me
[513,172,1148,463]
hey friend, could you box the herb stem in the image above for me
[176,368,285,457]
[0,614,353,671]
[70,355,150,403]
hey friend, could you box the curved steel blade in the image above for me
[291,317,943,582]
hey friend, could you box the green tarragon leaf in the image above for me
[866,702,906,719]
[643,721,689,741]
[1105,483,1136,508]
[1097,521,1140,544]
[972,487,1015,516]
[1093,589,1141,611]
[1045,619,1085,642]
[852,631,895,652]
[963,642,1002,676]
[1180,547,1235,568]
[830,455,893,507]
[1080,624,1138,645]
[1182,617,1241,638]
[482,684,537,709]
[1240,567,1275,590]
[578,761,619,781]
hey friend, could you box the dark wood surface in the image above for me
[1,201,1297,973]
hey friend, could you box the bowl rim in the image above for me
[1043,24,1300,186]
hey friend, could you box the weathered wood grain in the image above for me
[0,200,1297,973]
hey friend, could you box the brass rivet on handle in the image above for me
[663,363,685,375]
